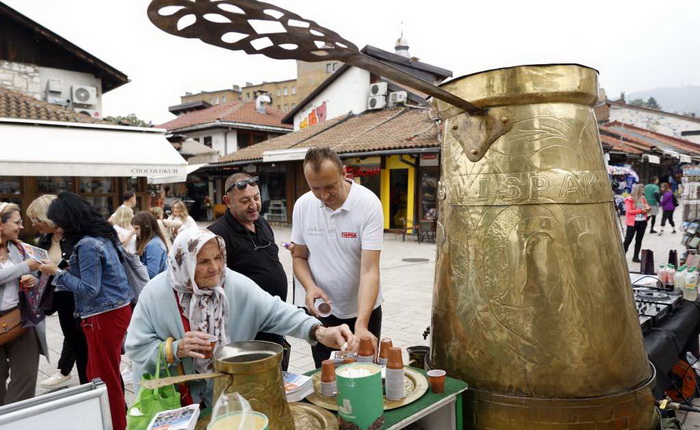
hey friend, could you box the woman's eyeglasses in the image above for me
[225,176,259,194]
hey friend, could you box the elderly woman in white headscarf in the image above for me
[125,227,355,407]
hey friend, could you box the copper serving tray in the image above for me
[306,366,429,411]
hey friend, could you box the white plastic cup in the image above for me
[314,298,332,317]
[385,367,405,400]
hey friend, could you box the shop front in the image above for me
[0,118,187,236]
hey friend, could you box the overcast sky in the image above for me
[5,0,699,124]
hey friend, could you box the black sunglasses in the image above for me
[225,176,259,194]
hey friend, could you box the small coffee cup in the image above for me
[314,298,332,317]
[203,335,218,359]
[427,369,446,394]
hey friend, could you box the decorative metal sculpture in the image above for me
[147,0,484,115]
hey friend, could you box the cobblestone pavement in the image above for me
[34,211,700,427]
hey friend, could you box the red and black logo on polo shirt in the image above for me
[340,232,357,238]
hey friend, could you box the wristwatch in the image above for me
[310,324,323,342]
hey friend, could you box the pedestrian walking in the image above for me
[623,184,651,263]
[644,177,660,233]
[658,182,677,235]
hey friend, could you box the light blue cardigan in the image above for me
[125,268,320,407]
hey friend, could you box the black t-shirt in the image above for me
[208,210,288,301]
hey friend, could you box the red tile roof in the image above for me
[599,134,644,155]
[0,87,113,124]
[216,107,438,164]
[157,101,293,132]
[603,121,700,155]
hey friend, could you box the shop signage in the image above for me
[346,165,381,177]
[420,153,439,166]
[643,154,660,164]
[131,167,181,175]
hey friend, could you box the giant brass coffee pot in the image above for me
[431,64,657,429]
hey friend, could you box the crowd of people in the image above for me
[623,176,678,263]
[0,147,380,430]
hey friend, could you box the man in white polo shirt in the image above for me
[292,147,384,367]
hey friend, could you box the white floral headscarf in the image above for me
[168,227,230,372]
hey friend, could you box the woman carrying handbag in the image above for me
[0,202,47,405]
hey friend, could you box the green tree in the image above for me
[104,113,152,127]
[646,97,661,110]
[629,98,646,107]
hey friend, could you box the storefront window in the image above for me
[420,168,439,220]
[390,169,409,228]
[0,177,21,195]
[37,177,73,194]
[79,177,113,194]
[83,196,113,219]
[259,165,288,222]
[345,163,381,199]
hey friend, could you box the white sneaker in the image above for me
[39,371,71,389]
[658,230,664,236]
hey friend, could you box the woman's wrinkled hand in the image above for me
[177,330,214,359]
[315,324,357,351]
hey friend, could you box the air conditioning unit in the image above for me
[46,79,63,94]
[369,82,388,96]
[72,85,98,105]
[388,91,408,106]
[74,108,101,118]
[368,95,386,110]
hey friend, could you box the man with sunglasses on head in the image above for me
[208,172,291,369]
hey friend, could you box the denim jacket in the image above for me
[54,236,134,317]
[140,237,167,279]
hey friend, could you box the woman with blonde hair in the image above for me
[27,195,88,389]
[148,206,181,251]
[0,202,46,405]
[112,206,136,253]
[167,200,196,239]
[623,184,651,263]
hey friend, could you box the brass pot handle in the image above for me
[139,371,227,389]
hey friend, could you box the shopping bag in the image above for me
[127,343,181,430]
[640,249,655,275]
[18,274,49,327]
